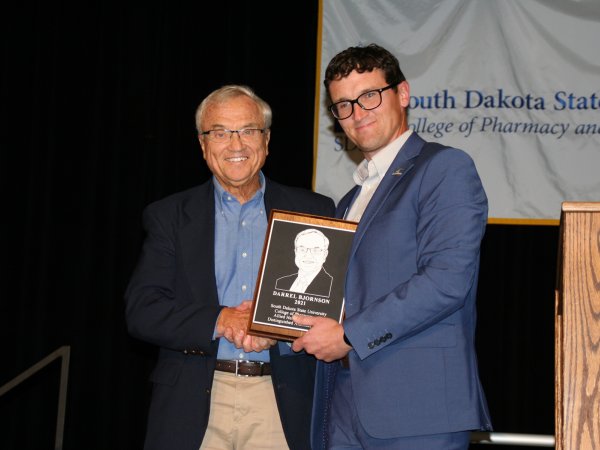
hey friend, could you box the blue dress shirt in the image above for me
[213,173,269,362]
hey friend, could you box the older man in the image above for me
[125,85,334,450]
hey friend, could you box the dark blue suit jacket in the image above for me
[125,177,334,450]
[311,133,492,448]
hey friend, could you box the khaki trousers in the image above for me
[200,370,289,450]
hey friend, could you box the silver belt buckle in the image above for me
[235,359,248,377]
[234,360,264,377]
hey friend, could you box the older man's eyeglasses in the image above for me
[329,83,399,120]
[200,128,266,143]
[296,246,326,255]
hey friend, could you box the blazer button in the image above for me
[368,342,375,349]
[374,338,380,346]
[385,332,392,339]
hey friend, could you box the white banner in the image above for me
[315,0,600,222]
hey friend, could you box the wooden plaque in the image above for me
[248,210,357,341]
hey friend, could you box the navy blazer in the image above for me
[125,177,334,450]
[311,133,492,448]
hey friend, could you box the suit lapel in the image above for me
[180,181,219,306]
[337,185,361,220]
[264,178,289,214]
[264,178,277,214]
[349,133,425,258]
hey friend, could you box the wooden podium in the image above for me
[555,202,600,450]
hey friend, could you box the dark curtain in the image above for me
[472,224,557,449]
[1,2,557,449]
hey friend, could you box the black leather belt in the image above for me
[215,360,272,377]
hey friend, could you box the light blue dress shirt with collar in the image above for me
[213,172,269,362]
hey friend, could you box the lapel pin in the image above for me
[392,168,404,176]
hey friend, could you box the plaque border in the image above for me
[248,209,357,341]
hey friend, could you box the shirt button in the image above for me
[239,353,245,359]
[242,285,247,292]
[242,252,247,258]
[241,220,246,226]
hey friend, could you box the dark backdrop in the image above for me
[1,2,557,449]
